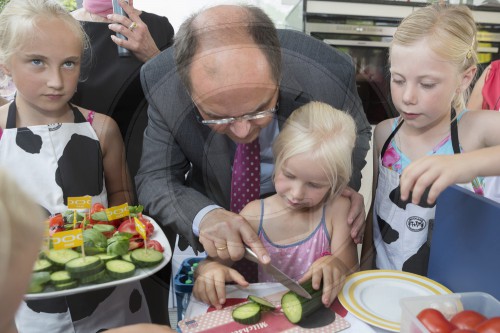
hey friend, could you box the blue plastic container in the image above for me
[174,257,205,325]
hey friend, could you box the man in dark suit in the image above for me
[136,5,371,265]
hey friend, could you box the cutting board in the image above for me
[428,185,500,299]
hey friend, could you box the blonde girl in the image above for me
[0,0,149,331]
[194,101,359,309]
[362,4,500,275]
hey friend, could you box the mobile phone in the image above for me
[112,0,131,57]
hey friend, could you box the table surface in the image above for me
[183,282,391,333]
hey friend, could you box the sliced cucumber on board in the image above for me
[232,302,262,325]
[247,295,276,311]
[46,249,80,267]
[281,279,323,324]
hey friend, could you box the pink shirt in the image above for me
[257,200,331,282]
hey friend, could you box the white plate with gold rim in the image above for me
[338,270,451,332]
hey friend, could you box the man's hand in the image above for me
[198,208,270,264]
[341,187,366,244]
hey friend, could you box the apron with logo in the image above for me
[372,110,481,276]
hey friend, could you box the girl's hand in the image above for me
[298,256,348,307]
[107,0,161,62]
[341,187,366,244]
[193,260,249,309]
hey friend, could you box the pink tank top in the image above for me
[257,200,331,282]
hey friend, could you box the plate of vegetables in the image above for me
[25,204,172,300]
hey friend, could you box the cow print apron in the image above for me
[372,110,479,276]
[0,102,150,332]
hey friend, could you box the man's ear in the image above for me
[461,65,477,91]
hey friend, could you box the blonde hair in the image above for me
[273,101,357,200]
[390,4,478,111]
[0,0,89,65]
[0,168,45,331]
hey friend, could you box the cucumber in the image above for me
[280,279,323,324]
[69,262,105,279]
[46,249,80,267]
[121,252,132,262]
[54,280,78,291]
[247,295,276,311]
[95,253,120,263]
[106,260,136,280]
[79,268,108,284]
[65,256,102,274]
[33,259,53,272]
[27,283,45,293]
[232,302,262,325]
[130,248,163,267]
[50,271,74,285]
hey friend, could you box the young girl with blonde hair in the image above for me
[0,0,149,331]
[362,3,500,275]
[194,101,359,309]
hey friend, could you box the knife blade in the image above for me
[244,247,312,299]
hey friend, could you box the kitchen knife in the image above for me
[244,247,312,299]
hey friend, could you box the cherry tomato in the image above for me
[49,214,65,236]
[451,330,477,333]
[145,240,164,252]
[418,308,458,333]
[451,310,487,330]
[475,317,500,333]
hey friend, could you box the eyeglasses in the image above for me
[194,93,279,126]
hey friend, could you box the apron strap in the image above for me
[6,101,85,128]
[450,108,460,154]
[380,118,404,158]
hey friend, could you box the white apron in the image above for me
[373,111,478,276]
[0,102,150,333]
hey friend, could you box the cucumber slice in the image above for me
[79,268,108,284]
[46,249,80,267]
[280,279,323,324]
[95,253,120,263]
[50,271,74,285]
[27,283,45,293]
[31,272,51,286]
[232,302,261,325]
[54,280,78,291]
[65,256,102,274]
[130,249,163,267]
[121,252,132,262]
[69,262,105,279]
[33,259,53,272]
[106,260,136,280]
[247,295,276,311]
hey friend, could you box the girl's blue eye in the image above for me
[63,61,75,69]
[31,59,43,66]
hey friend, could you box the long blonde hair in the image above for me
[390,4,478,111]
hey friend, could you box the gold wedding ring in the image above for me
[129,21,138,31]
[216,245,227,251]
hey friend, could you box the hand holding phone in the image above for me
[111,0,130,57]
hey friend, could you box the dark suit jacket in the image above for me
[137,29,371,252]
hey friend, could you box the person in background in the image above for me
[136,5,371,278]
[467,59,500,111]
[360,4,500,274]
[71,0,174,143]
[0,168,177,333]
[193,101,359,309]
[71,0,175,325]
[0,0,150,331]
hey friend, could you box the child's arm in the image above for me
[192,200,261,309]
[91,112,134,206]
[360,121,385,270]
[299,196,358,307]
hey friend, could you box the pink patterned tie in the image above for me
[230,139,261,213]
